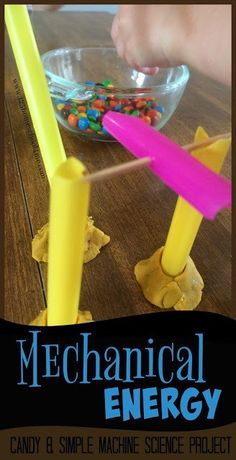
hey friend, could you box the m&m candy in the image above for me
[55,79,165,139]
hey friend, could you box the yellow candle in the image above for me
[161,127,231,277]
[47,157,90,326]
[5,5,66,182]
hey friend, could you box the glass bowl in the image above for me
[41,47,190,142]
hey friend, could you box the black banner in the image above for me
[1,311,235,431]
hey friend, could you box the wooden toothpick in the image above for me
[183,132,231,152]
[84,132,231,184]
[84,157,150,184]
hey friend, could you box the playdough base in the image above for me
[135,247,204,310]
[30,308,93,326]
[32,216,110,264]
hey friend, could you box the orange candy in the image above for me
[147,109,158,119]
[78,106,86,113]
[68,114,78,128]
[143,116,151,125]
[109,100,118,108]
[92,99,104,109]
[136,100,146,109]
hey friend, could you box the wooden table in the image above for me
[4,12,232,324]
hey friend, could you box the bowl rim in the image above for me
[41,47,190,96]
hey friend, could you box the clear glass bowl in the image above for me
[41,47,190,141]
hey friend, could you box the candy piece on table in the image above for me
[32,217,110,264]
[103,111,231,219]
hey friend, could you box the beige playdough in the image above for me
[135,246,204,310]
[32,216,110,264]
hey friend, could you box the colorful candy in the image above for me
[67,113,78,128]
[55,79,165,139]
[78,117,89,130]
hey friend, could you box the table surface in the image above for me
[4,12,232,324]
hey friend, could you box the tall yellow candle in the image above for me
[47,157,90,326]
[5,5,66,182]
[161,127,231,277]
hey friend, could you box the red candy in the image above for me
[151,116,160,126]
[122,98,130,106]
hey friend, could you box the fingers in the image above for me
[111,5,179,71]
[111,6,157,71]
[138,67,159,76]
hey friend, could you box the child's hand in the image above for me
[111,5,231,85]
[111,5,185,71]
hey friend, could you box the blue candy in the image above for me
[87,108,100,119]
[155,105,165,113]
[102,127,109,136]
[98,95,107,100]
[114,103,123,111]
[78,117,89,130]
[85,80,95,86]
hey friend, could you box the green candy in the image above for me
[88,115,97,122]
[131,110,140,117]
[70,108,78,115]
[89,121,101,132]
[102,79,113,87]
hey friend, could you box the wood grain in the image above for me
[4,12,232,323]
